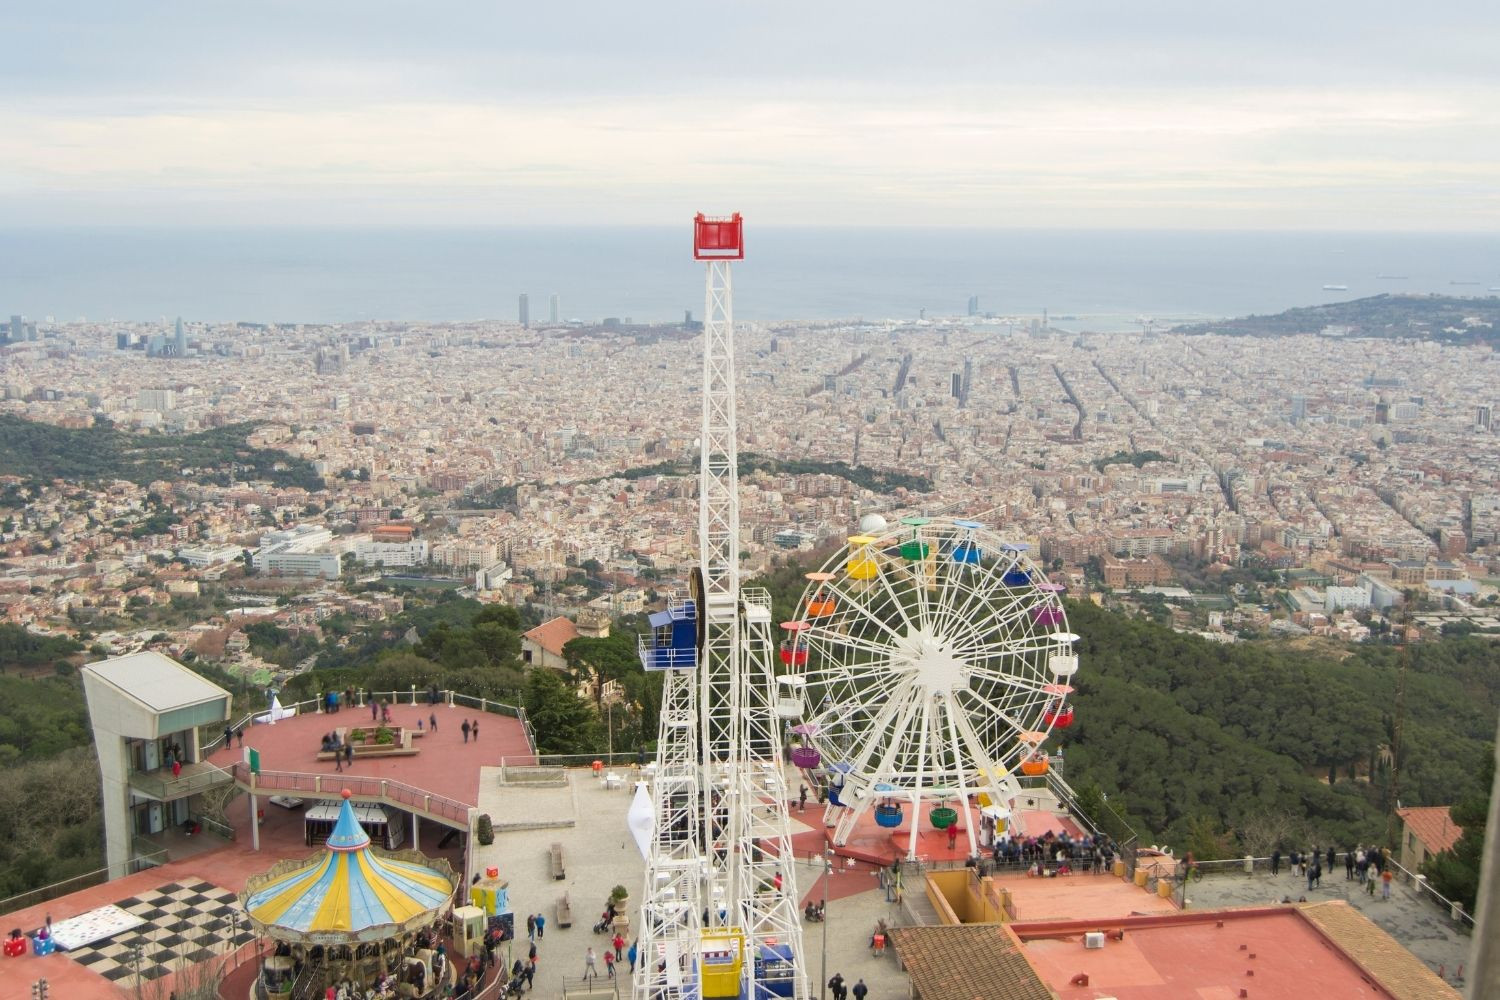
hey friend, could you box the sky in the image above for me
[1,1,1497,230]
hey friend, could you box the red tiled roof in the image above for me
[1397,806,1464,856]
[889,925,1053,1000]
[524,616,580,657]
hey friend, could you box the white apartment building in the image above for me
[263,551,341,578]
[353,538,430,568]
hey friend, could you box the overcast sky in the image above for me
[2,1,1496,229]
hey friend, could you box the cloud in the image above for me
[1,1,1496,227]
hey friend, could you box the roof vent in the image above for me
[1084,932,1105,949]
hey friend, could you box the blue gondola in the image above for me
[874,802,903,828]
[637,597,698,670]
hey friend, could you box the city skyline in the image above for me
[2,1,1496,230]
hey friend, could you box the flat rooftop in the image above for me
[1011,904,1458,1000]
[204,697,534,810]
[83,649,229,712]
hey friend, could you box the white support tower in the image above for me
[636,215,810,1000]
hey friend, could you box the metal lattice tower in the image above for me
[635,215,810,1000]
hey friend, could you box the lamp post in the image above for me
[819,849,833,1000]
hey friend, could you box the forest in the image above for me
[0,415,323,489]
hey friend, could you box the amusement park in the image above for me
[0,215,1480,1000]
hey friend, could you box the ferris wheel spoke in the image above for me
[868,548,925,637]
[802,624,905,668]
[961,659,1053,698]
[952,684,1035,750]
[931,552,1022,644]
[814,576,910,647]
[842,676,921,775]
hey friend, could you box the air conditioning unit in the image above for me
[1084,932,1106,949]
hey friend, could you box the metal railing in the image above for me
[233,763,474,826]
[128,762,238,800]
[1166,853,1475,928]
[0,848,163,916]
[506,753,644,770]
[202,691,537,758]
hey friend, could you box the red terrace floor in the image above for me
[789,796,1083,869]
[1012,907,1399,999]
[0,704,524,1000]
[206,698,534,808]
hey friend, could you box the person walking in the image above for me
[371,697,379,721]
[827,972,846,1000]
[462,720,471,744]
[604,949,616,978]
[1326,846,1335,872]
[1366,866,1377,896]
[224,724,233,748]
[535,913,545,939]
[628,940,638,973]
[852,978,868,1000]
[236,727,244,748]
[344,742,353,769]
[947,822,959,852]
[334,743,343,772]
[798,783,808,813]
[1271,849,1281,875]
[612,931,625,962]
[1345,849,1355,881]
[584,947,598,980]
[1381,868,1393,901]
[471,719,479,741]
[430,712,438,733]
[528,940,538,964]
[527,914,536,941]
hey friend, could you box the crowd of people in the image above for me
[1271,844,1396,900]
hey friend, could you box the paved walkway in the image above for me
[472,767,913,999]
[1182,868,1473,982]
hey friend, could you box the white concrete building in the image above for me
[354,538,430,568]
[1325,586,1371,612]
[81,651,234,879]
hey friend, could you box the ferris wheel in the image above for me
[782,515,1080,857]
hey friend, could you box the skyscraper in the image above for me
[8,315,20,343]
[967,294,979,316]
[519,294,529,328]
[549,293,559,324]
[174,316,186,357]
[1479,404,1493,432]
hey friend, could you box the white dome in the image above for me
[859,514,888,534]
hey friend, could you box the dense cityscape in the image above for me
[1,306,1496,678]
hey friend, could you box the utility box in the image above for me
[1084,932,1105,949]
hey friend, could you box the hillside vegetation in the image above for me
[1173,293,1500,343]
[0,415,323,489]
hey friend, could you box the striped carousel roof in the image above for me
[243,791,454,941]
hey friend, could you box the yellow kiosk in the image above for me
[699,929,745,999]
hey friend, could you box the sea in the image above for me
[1,227,1496,330]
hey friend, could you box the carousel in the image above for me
[240,790,458,999]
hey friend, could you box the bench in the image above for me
[550,842,566,880]
[556,892,573,929]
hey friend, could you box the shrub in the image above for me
[375,726,394,745]
[349,728,366,742]
[476,813,494,845]
[610,884,628,903]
